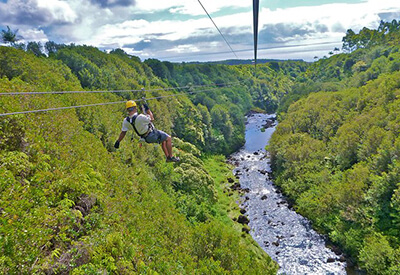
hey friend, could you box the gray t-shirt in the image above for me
[122,113,152,135]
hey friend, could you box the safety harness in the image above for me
[126,114,153,139]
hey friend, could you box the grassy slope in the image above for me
[0,46,278,274]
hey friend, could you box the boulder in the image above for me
[242,227,250,234]
[331,245,342,256]
[230,183,241,190]
[74,195,96,217]
[261,195,268,200]
[259,169,267,175]
[272,241,279,247]
[327,258,335,263]
[237,215,250,225]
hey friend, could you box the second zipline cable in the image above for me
[0,84,240,117]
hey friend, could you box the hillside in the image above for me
[270,20,400,274]
[3,19,400,274]
[0,45,288,273]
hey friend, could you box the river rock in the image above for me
[235,171,243,177]
[327,258,335,263]
[230,183,241,190]
[240,208,246,214]
[237,215,250,225]
[262,119,275,129]
[259,169,267,175]
[272,241,279,247]
[261,195,268,200]
[339,256,346,262]
[253,151,259,155]
[330,245,342,256]
[242,227,250,234]
[227,177,234,183]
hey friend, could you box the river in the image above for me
[230,113,348,275]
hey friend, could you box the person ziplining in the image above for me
[114,100,180,162]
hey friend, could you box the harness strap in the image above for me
[126,115,144,138]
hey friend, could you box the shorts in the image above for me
[145,130,169,144]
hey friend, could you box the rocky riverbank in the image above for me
[229,113,347,274]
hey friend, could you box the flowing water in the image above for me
[230,113,347,275]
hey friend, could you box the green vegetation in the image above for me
[270,20,400,274]
[3,19,400,274]
[0,45,281,273]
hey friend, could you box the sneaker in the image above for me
[166,156,180,162]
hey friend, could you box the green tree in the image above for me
[26,41,44,57]
[1,26,20,46]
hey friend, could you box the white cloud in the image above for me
[2,0,400,61]
[36,0,78,23]
[19,28,49,43]
[72,0,400,61]
[134,0,250,15]
[166,44,200,53]
[81,17,216,48]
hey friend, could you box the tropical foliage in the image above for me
[270,20,400,274]
[0,45,279,273]
[3,19,400,274]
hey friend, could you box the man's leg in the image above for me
[166,136,173,157]
[161,140,169,158]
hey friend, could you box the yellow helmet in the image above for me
[126,100,137,109]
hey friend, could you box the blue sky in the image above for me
[1,0,400,62]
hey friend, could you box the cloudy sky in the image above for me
[1,0,400,62]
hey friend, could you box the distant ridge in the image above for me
[187,59,305,65]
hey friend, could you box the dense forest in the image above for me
[270,19,400,274]
[0,39,302,273]
[2,18,400,274]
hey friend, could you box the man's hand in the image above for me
[143,103,150,112]
[114,140,120,149]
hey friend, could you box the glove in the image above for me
[114,140,120,149]
[143,103,149,112]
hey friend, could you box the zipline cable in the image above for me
[0,81,243,96]
[253,0,260,76]
[0,84,239,117]
[197,0,239,59]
